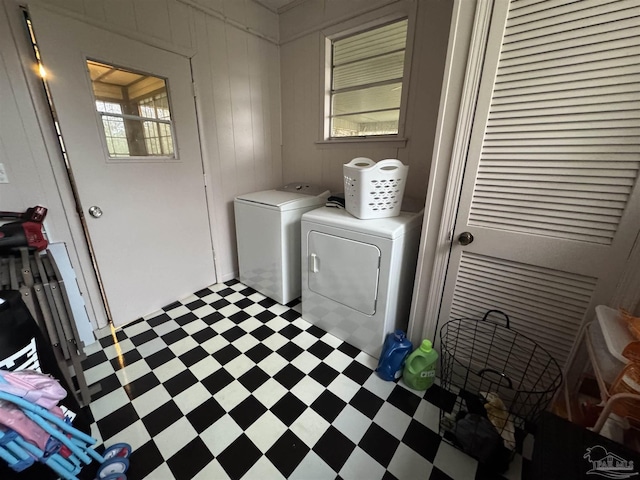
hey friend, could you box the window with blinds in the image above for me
[329,19,408,138]
[469,0,640,245]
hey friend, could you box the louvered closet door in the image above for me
[438,0,640,369]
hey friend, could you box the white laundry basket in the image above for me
[343,157,409,219]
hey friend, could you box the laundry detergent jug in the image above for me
[376,330,413,381]
[402,339,438,390]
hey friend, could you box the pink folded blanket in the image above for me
[0,370,67,410]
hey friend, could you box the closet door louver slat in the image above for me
[450,253,596,367]
[468,0,640,246]
[501,17,640,54]
[493,81,640,102]
[509,0,622,20]
[503,2,640,42]
[494,71,640,98]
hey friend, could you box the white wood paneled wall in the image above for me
[192,10,282,280]
[41,0,194,52]
[279,0,453,201]
[37,0,282,282]
[2,0,453,332]
[41,0,279,49]
[1,0,282,330]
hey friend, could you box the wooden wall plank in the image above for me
[167,0,193,50]
[191,12,226,278]
[0,49,47,211]
[132,0,172,43]
[226,24,256,195]
[222,0,246,25]
[244,0,279,42]
[267,34,282,188]
[82,0,105,22]
[49,0,85,15]
[104,0,137,32]
[280,0,394,43]
[279,0,324,41]
[206,16,238,279]
[247,34,268,192]
[192,0,223,12]
[190,10,279,280]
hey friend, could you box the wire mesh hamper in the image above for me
[438,310,562,462]
[343,158,408,219]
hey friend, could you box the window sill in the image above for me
[315,136,408,148]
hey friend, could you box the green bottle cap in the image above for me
[420,339,432,352]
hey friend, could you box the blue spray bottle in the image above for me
[376,330,413,381]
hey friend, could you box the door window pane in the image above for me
[87,60,175,158]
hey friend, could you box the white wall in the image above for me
[279,0,454,201]
[191,4,282,280]
[0,0,283,330]
[1,0,458,335]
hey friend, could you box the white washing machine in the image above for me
[301,206,423,358]
[235,184,329,305]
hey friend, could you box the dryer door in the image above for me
[308,231,380,315]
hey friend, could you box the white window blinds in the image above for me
[330,19,408,138]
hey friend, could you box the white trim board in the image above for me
[178,0,279,45]
[408,0,488,344]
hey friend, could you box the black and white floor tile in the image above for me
[81,280,533,480]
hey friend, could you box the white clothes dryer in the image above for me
[235,185,329,305]
[301,206,423,358]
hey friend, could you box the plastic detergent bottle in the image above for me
[376,330,413,381]
[402,339,438,390]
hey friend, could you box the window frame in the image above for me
[86,58,179,163]
[318,3,416,145]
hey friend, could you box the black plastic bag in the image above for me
[453,412,511,473]
[0,290,92,479]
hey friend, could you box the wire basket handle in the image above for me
[478,368,513,390]
[482,310,510,329]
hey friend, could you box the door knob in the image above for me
[458,232,474,246]
[88,206,103,218]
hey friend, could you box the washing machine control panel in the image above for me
[277,183,327,196]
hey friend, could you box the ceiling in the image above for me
[254,0,298,13]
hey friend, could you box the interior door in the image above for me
[29,7,216,326]
[438,0,640,369]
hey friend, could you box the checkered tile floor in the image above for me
[80,280,533,479]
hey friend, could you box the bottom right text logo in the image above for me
[584,445,638,479]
